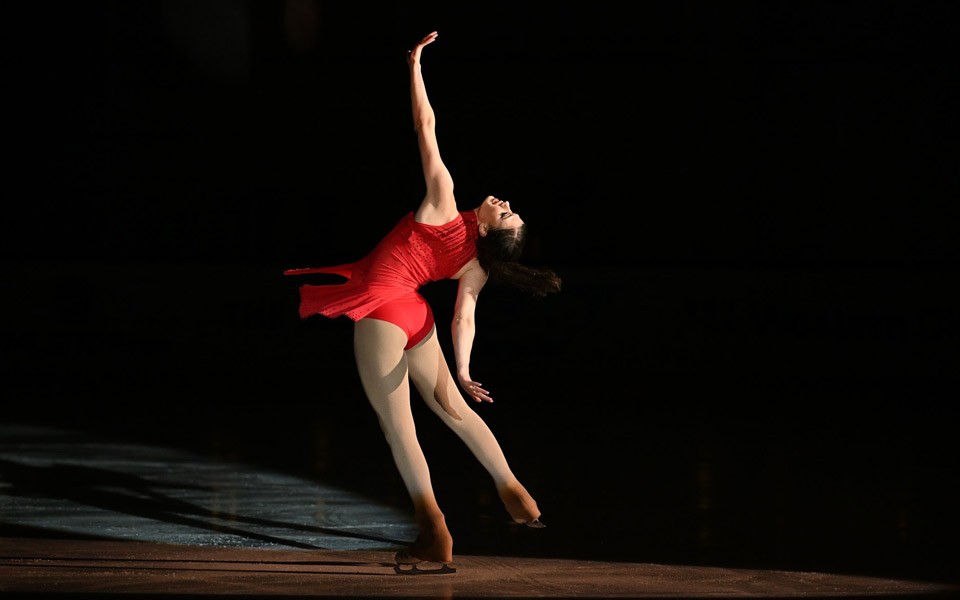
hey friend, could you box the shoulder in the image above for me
[460,209,477,228]
[453,258,487,287]
[414,202,460,226]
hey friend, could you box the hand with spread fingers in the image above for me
[458,374,492,403]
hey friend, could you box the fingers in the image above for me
[414,31,438,51]
[458,374,492,403]
[466,382,492,403]
[408,32,438,63]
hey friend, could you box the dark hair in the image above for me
[476,224,562,298]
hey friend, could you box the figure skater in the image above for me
[284,31,561,573]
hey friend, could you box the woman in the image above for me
[284,31,561,572]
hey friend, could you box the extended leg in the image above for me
[353,318,453,564]
[405,329,542,524]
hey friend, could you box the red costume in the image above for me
[284,210,479,349]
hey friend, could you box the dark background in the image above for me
[3,0,959,586]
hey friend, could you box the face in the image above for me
[477,195,524,235]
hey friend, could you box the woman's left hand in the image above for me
[407,30,438,67]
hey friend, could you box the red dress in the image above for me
[284,210,479,346]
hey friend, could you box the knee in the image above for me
[375,414,419,448]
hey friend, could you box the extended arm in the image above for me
[408,31,457,225]
[452,263,491,402]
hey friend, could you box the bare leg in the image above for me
[353,318,453,563]
[405,327,541,524]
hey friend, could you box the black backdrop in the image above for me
[3,0,959,584]
[6,1,958,268]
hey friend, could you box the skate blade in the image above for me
[394,562,457,575]
[511,518,546,528]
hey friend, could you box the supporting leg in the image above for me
[353,318,453,565]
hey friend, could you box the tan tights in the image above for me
[353,318,540,563]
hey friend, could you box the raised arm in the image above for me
[408,31,457,225]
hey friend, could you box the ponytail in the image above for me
[476,225,562,297]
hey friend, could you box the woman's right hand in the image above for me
[458,373,493,403]
[407,31,438,67]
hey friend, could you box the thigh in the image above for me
[405,330,470,421]
[353,318,410,408]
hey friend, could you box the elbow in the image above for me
[453,314,475,329]
[413,114,436,133]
